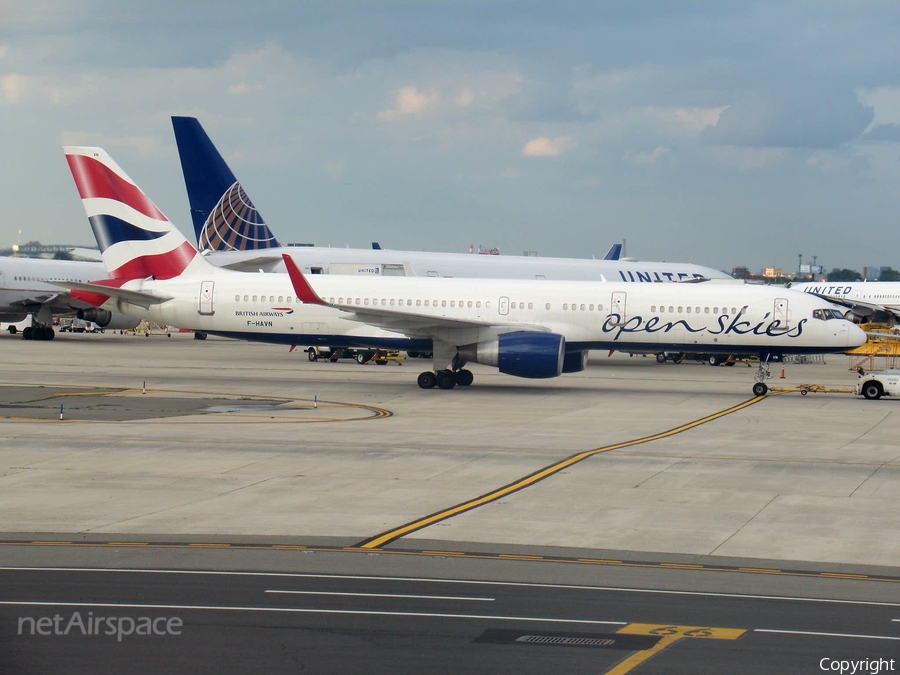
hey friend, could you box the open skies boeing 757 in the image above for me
[172,116,730,284]
[58,146,865,394]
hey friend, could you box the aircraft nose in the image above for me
[847,322,867,348]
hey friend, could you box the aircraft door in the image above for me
[611,291,627,321]
[499,296,510,316]
[774,297,788,328]
[199,281,215,316]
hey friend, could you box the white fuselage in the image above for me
[205,246,730,282]
[792,282,900,314]
[0,256,106,320]
[94,266,865,355]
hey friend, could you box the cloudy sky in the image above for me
[1,1,898,273]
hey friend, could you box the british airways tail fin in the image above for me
[172,116,280,252]
[63,146,210,280]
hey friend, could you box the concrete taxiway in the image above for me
[1,332,897,566]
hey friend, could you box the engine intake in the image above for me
[77,308,140,330]
[458,331,565,379]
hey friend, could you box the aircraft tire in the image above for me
[436,370,456,390]
[22,327,33,341]
[8,326,17,335]
[752,383,768,397]
[417,371,436,389]
[655,353,666,364]
[707,355,722,366]
[308,351,317,362]
[455,369,474,387]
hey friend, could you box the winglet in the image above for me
[282,254,327,305]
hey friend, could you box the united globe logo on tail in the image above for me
[64,147,199,280]
[198,182,278,251]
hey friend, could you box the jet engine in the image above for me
[458,331,565,379]
[562,350,589,373]
[77,308,141,330]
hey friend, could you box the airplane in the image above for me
[59,146,865,396]
[0,255,140,339]
[172,116,729,282]
[790,281,900,324]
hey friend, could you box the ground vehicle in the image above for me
[654,352,743,366]
[854,369,900,400]
[305,347,405,365]
[58,318,103,333]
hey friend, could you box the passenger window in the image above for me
[278,296,283,303]
[424,300,430,307]
[486,301,491,308]
[390,299,395,306]
[468,301,473,308]
[687,307,692,313]
[338,298,344,304]
[528,302,533,310]
[713,307,718,314]
[563,303,568,310]
[381,299,387,306]
[270,296,275,302]
[580,304,585,311]
[235,295,240,302]
[416,300,422,307]
[442,300,447,307]
[449,301,455,307]
[252,295,258,302]
[476,301,482,308]
[287,297,292,303]
[598,304,603,311]
[704,307,709,314]
[651,305,656,312]
[669,306,674,313]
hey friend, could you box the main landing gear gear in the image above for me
[417,369,474,390]
[22,324,55,341]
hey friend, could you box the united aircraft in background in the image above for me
[59,146,864,395]
[790,281,900,324]
[0,255,139,340]
[172,116,730,283]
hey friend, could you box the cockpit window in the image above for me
[813,308,846,320]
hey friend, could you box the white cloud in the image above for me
[0,45,9,59]
[521,136,575,158]
[378,85,442,120]
[0,73,29,103]
[455,88,474,109]
[666,106,728,132]
[623,146,671,166]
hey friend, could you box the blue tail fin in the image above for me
[172,116,280,251]
[602,243,622,261]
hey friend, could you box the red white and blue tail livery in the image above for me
[64,147,205,281]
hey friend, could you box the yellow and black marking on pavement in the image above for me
[3,540,896,584]
[605,623,747,674]
[357,395,768,549]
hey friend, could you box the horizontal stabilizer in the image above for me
[52,280,172,309]
[212,255,284,272]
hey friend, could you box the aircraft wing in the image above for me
[282,254,547,342]
[52,281,173,309]
[807,292,900,320]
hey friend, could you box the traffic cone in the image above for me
[780,365,786,379]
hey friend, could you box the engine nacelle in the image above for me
[562,350,589,374]
[458,331,565,379]
[77,309,141,330]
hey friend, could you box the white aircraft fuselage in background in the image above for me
[0,256,139,337]
[791,281,900,322]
